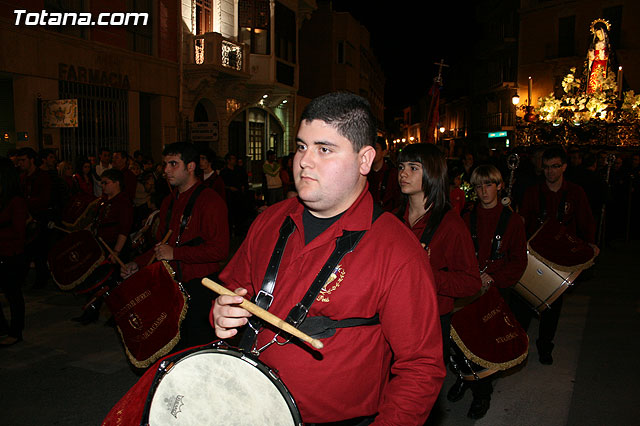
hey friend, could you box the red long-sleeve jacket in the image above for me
[402,208,482,315]
[463,204,528,288]
[519,180,596,243]
[214,188,445,425]
[135,182,229,281]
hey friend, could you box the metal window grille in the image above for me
[59,80,129,161]
[222,40,242,70]
[249,121,264,161]
[195,38,205,64]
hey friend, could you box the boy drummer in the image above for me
[447,164,528,419]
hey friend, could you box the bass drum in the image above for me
[514,219,596,313]
[141,342,302,426]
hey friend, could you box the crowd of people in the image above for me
[2,91,640,425]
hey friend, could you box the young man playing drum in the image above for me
[448,165,528,419]
[121,142,229,349]
[519,146,599,364]
[211,92,445,425]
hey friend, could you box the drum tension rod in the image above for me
[463,358,480,381]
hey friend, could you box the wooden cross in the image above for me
[433,59,450,85]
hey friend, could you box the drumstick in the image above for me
[147,230,173,266]
[201,278,324,350]
[47,221,72,234]
[98,237,127,269]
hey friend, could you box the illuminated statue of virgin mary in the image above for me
[586,19,612,94]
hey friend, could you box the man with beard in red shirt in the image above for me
[212,93,445,425]
[122,142,229,349]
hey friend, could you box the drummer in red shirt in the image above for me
[519,146,598,365]
[212,93,444,425]
[95,168,134,260]
[445,164,527,419]
[72,168,134,325]
[122,142,229,349]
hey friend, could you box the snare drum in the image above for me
[74,262,120,295]
[104,261,187,368]
[48,230,104,291]
[450,287,529,381]
[141,342,302,426]
[61,192,100,231]
[513,250,582,313]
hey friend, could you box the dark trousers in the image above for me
[470,376,494,400]
[173,275,218,352]
[440,312,452,366]
[0,254,28,338]
[504,288,562,345]
[25,226,52,287]
[266,187,284,206]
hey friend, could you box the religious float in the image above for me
[515,19,640,148]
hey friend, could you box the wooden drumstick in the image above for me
[147,230,173,266]
[98,237,127,269]
[47,221,72,234]
[201,278,324,350]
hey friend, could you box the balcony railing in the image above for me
[479,112,515,131]
[191,32,249,74]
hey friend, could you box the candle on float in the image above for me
[528,76,532,106]
[617,66,623,98]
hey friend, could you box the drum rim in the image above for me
[140,342,303,425]
[48,229,104,291]
[74,263,118,295]
[515,250,582,313]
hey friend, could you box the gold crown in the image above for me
[590,18,611,34]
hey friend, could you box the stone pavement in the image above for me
[1,240,639,425]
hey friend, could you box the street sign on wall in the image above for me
[191,121,219,142]
[488,131,507,138]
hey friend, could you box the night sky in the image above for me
[330,0,476,117]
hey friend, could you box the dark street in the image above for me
[1,239,639,425]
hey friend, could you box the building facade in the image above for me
[1,0,317,183]
[0,0,180,161]
[298,0,385,130]
[519,0,640,112]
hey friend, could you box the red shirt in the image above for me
[215,188,445,424]
[201,171,226,201]
[20,168,51,220]
[402,208,482,315]
[121,168,138,202]
[135,182,229,281]
[95,192,134,248]
[73,173,93,196]
[0,196,28,256]
[449,187,466,215]
[519,180,596,243]
[463,204,527,288]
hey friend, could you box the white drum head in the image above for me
[148,350,298,425]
